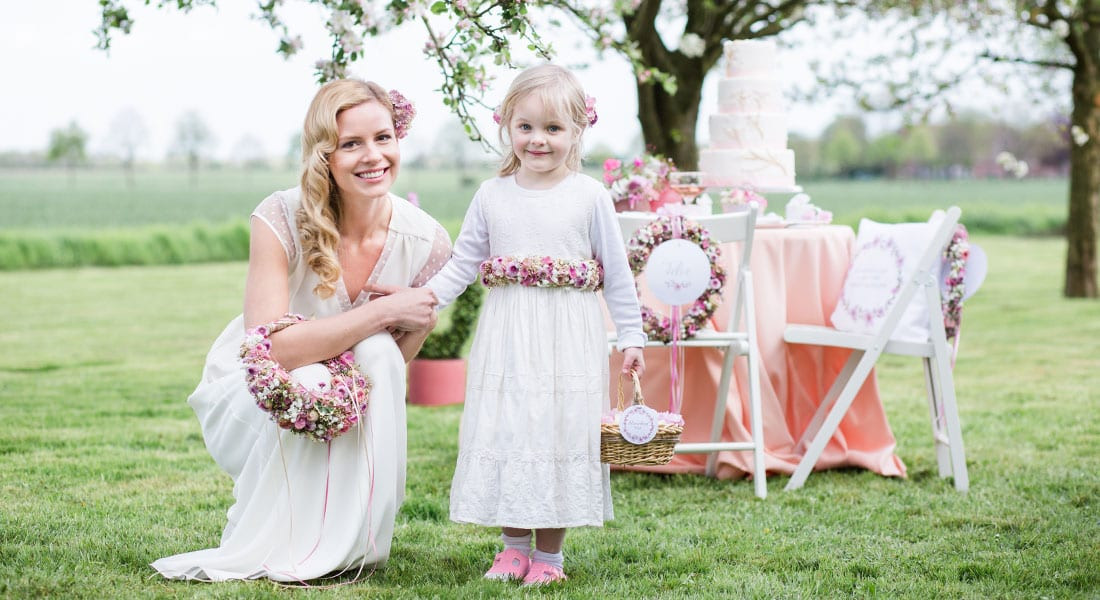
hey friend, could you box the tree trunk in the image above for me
[636,70,705,170]
[1063,60,1099,298]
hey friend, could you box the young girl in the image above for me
[427,63,646,585]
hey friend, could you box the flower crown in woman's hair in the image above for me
[388,89,415,139]
[491,95,599,127]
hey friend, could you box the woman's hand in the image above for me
[621,347,645,376]
[367,284,439,332]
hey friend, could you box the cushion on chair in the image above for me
[829,211,945,343]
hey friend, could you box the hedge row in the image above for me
[0,213,1063,271]
[0,222,250,270]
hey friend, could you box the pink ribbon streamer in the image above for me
[265,371,378,587]
[669,216,684,415]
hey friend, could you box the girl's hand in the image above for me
[621,347,645,376]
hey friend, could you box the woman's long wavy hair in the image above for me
[497,64,589,177]
[297,79,395,299]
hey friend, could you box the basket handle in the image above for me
[615,369,646,411]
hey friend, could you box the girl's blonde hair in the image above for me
[497,63,590,176]
[297,79,395,299]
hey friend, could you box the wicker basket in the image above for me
[600,371,683,466]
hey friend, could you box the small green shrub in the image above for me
[417,284,484,359]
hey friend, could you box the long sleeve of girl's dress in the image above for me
[591,189,647,350]
[426,191,490,309]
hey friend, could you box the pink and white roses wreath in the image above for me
[240,314,371,443]
[627,217,726,343]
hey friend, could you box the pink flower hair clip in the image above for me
[388,89,416,139]
[585,95,598,127]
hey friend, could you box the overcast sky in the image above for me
[2,2,871,164]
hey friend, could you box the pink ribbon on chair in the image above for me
[668,215,684,414]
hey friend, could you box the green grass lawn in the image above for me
[1,233,1097,598]
[1,167,1069,237]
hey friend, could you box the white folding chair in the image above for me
[783,206,969,492]
[609,210,767,498]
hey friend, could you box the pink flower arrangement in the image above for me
[240,314,371,443]
[479,256,603,291]
[602,153,676,211]
[584,95,598,126]
[388,89,416,139]
[626,217,726,343]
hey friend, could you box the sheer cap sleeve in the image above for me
[411,223,453,288]
[251,193,297,264]
[426,189,490,309]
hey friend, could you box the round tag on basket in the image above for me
[619,404,659,445]
[643,238,712,306]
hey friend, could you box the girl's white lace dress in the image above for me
[428,173,645,529]
[151,188,450,582]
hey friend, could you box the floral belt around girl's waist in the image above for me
[479,255,604,291]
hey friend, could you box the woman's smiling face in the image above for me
[329,100,400,202]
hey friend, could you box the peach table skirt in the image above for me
[607,224,906,480]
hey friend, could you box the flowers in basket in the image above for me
[602,153,677,212]
[601,409,685,427]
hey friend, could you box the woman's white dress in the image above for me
[152,188,451,582]
[427,173,646,529]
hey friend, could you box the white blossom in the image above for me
[340,30,363,54]
[995,151,1018,169]
[328,10,354,35]
[1013,161,1029,179]
[1051,19,1070,38]
[282,35,303,54]
[679,33,705,58]
[1071,125,1090,146]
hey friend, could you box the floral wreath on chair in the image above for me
[240,314,371,443]
[627,217,726,343]
[941,225,969,340]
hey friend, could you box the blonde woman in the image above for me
[153,79,450,582]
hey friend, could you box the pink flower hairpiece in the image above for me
[491,95,597,127]
[388,89,415,139]
[585,95,598,127]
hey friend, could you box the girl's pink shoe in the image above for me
[522,561,567,586]
[483,548,530,581]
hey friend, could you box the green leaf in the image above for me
[429,1,447,15]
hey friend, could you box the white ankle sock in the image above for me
[501,533,532,554]
[531,549,564,569]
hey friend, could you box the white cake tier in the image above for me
[723,39,776,77]
[717,77,784,113]
[700,148,796,189]
[709,113,788,150]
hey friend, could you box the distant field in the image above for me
[0,166,491,234]
[1,167,1069,237]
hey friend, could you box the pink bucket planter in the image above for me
[407,358,467,406]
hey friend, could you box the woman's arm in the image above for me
[243,217,437,370]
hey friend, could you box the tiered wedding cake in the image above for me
[699,39,796,189]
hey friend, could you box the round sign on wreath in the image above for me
[626,217,727,343]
